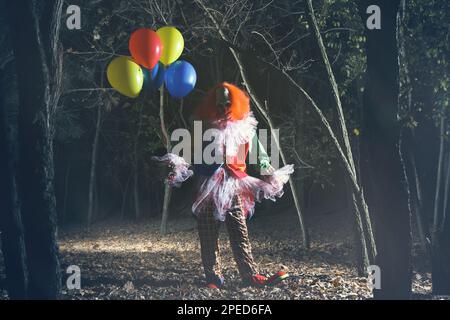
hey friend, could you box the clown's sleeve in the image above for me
[249,132,294,191]
[151,153,194,188]
[250,133,271,170]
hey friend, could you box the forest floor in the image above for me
[0,207,433,300]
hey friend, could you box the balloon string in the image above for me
[179,99,188,129]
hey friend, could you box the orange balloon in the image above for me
[129,28,163,70]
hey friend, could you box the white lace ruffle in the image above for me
[211,112,258,157]
[151,153,193,187]
[152,113,295,221]
[192,165,294,221]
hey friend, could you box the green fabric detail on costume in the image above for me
[260,159,270,169]
[250,133,271,169]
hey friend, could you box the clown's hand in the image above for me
[260,159,275,175]
[152,153,194,187]
[257,164,295,201]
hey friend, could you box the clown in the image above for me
[154,82,293,288]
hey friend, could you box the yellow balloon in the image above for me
[107,56,143,98]
[157,26,184,66]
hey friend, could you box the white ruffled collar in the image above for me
[210,112,258,156]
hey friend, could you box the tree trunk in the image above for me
[133,166,141,219]
[133,105,143,219]
[160,182,172,235]
[61,160,71,224]
[159,86,172,234]
[6,0,63,299]
[120,174,132,220]
[433,117,445,231]
[442,154,450,224]
[431,112,450,295]
[359,0,412,299]
[263,100,309,247]
[409,154,428,253]
[432,179,450,294]
[396,0,428,254]
[306,0,376,264]
[346,175,370,275]
[87,103,102,227]
[0,60,28,299]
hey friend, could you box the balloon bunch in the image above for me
[107,27,197,99]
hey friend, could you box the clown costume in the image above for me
[153,82,293,288]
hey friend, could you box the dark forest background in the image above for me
[0,0,449,300]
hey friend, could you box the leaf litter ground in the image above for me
[0,208,433,300]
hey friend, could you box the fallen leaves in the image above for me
[53,216,376,300]
[0,212,432,300]
[123,281,135,293]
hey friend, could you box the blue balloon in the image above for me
[150,63,166,90]
[165,60,197,99]
[142,68,151,85]
[142,62,166,92]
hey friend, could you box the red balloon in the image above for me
[129,28,163,70]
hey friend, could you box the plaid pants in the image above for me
[197,195,258,283]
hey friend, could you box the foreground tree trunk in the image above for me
[431,116,450,294]
[0,59,28,299]
[396,0,428,254]
[359,0,412,299]
[6,0,62,299]
[432,182,450,294]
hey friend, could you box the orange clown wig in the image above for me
[195,82,250,122]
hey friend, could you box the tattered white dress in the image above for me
[153,112,294,221]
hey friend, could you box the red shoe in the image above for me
[243,271,289,287]
[206,275,224,289]
[206,283,220,289]
[266,271,290,286]
[243,274,268,287]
